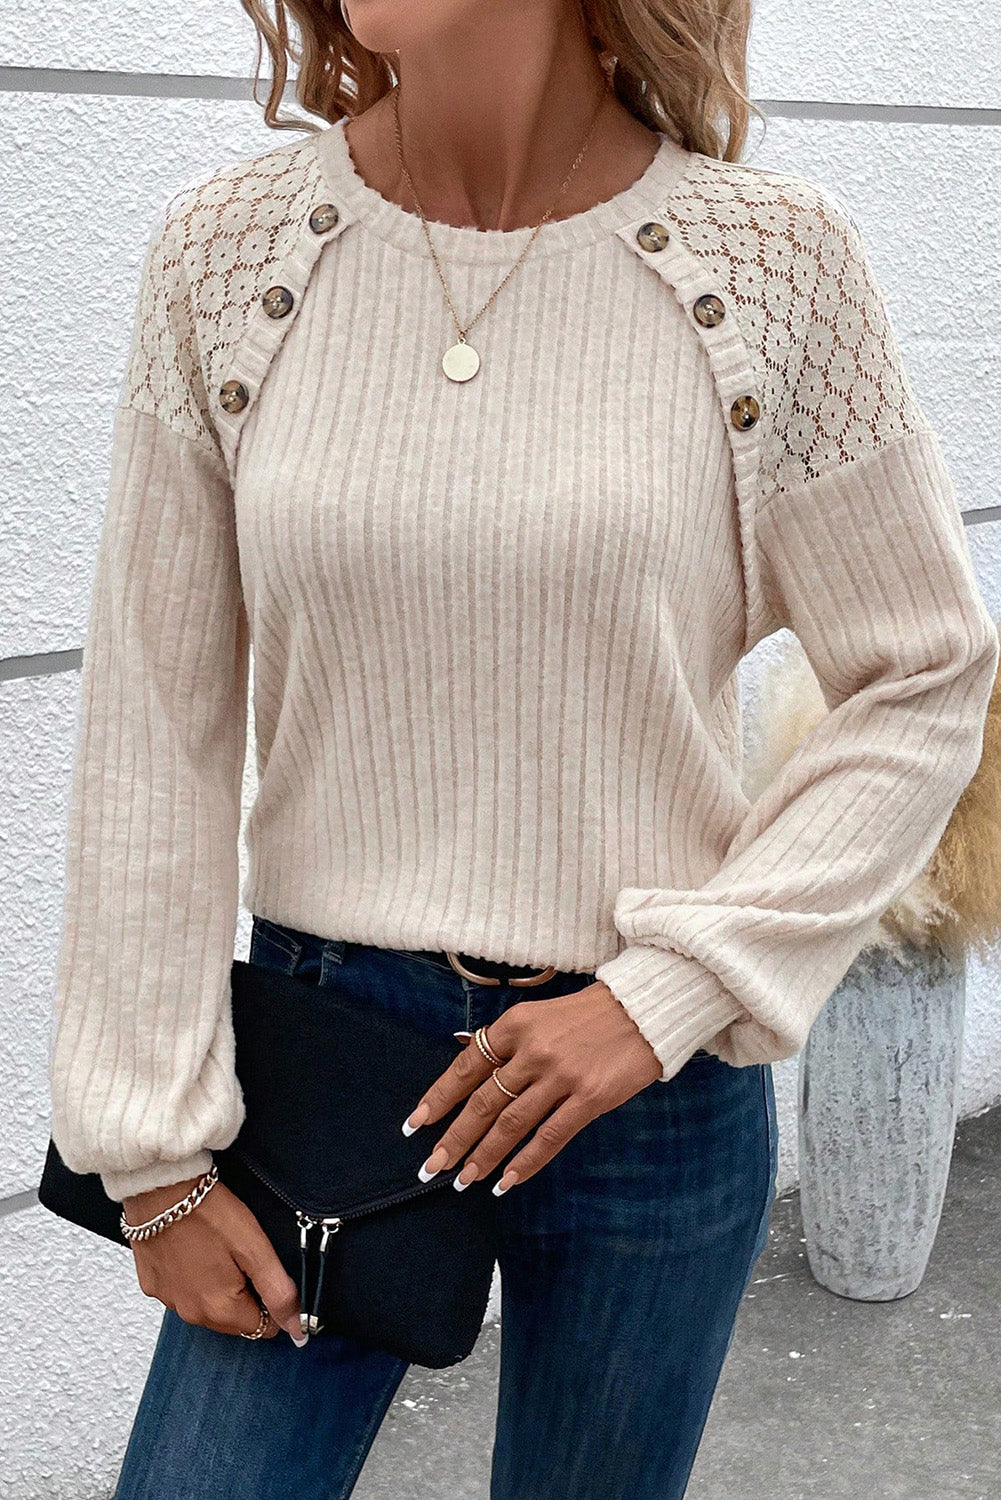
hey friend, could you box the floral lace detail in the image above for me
[664,156,930,501]
[121,130,928,504]
[119,130,324,455]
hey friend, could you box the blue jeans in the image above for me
[113,917,778,1500]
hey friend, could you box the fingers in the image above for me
[490,1093,594,1186]
[404,998,614,1192]
[404,1031,495,1132]
[172,1274,273,1338]
[131,1193,303,1344]
[404,1007,527,1133]
[454,1078,570,1185]
[238,1284,281,1340]
[417,1065,563,1184]
[138,1257,283,1340]
[258,1303,283,1339]
[230,1213,303,1343]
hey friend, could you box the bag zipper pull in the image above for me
[307,1216,343,1336]
[295,1211,319,1341]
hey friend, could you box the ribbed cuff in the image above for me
[100,1147,215,1204]
[594,942,746,1080]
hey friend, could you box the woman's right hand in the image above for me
[122,1177,304,1343]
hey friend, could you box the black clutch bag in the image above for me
[38,958,503,1368]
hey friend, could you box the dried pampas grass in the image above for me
[743,625,1001,959]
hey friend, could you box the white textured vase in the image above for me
[797,938,966,1300]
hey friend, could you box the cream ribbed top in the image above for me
[49,117,999,1200]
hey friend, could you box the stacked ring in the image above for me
[240,1303,272,1340]
[491,1068,519,1100]
[474,1025,505,1067]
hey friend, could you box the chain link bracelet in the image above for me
[119,1162,219,1243]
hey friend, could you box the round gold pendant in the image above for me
[442,340,480,382]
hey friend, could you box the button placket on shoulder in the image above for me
[308,203,340,234]
[262,285,295,319]
[622,189,769,654]
[635,220,670,253]
[631,215,761,435]
[729,394,760,430]
[689,293,759,428]
[216,197,345,425]
[693,292,726,327]
[219,379,250,414]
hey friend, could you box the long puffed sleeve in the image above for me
[595,194,999,1079]
[48,196,251,1200]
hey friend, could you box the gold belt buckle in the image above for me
[444,951,558,987]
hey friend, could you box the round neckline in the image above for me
[311,114,692,264]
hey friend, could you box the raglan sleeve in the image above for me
[594,186,999,1078]
[47,191,251,1200]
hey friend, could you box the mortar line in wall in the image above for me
[755,98,1001,126]
[0,1188,40,1219]
[964,503,1001,527]
[1,649,81,683]
[0,67,999,125]
[0,65,275,101]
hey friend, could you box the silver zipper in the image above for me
[295,1211,318,1338]
[231,1149,456,1342]
[308,1217,343,1334]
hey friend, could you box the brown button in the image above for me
[309,203,340,234]
[262,285,294,319]
[730,395,760,430]
[693,293,726,327]
[635,221,670,252]
[219,379,250,414]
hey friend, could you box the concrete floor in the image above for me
[353,1103,1000,1500]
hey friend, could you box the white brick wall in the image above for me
[2,6,999,1492]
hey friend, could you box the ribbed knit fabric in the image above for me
[49,117,999,1200]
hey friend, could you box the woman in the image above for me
[48,1,997,1496]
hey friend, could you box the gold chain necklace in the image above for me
[391,79,611,383]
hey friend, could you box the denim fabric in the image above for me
[112,916,778,1500]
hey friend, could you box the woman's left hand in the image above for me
[402,981,666,1195]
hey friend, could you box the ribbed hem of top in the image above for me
[100,1147,215,1205]
[311,115,694,263]
[595,942,747,1080]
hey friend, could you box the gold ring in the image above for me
[240,1303,272,1340]
[491,1067,519,1100]
[474,1025,505,1067]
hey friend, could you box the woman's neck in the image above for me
[341,10,661,234]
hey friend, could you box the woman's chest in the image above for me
[231,242,744,647]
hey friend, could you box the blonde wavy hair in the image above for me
[240,0,763,162]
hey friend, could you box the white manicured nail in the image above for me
[418,1148,447,1182]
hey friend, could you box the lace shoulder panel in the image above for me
[119,129,324,453]
[664,154,930,500]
